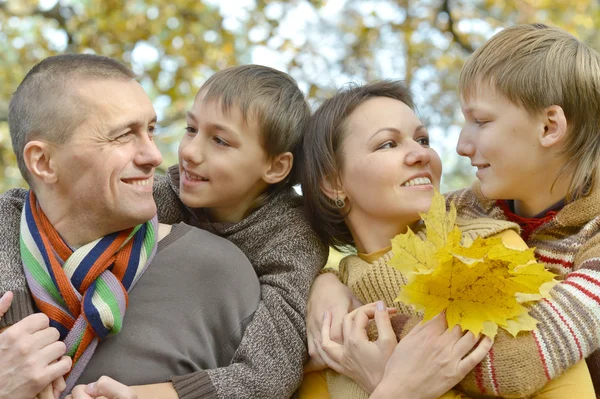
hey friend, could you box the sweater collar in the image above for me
[472,180,600,228]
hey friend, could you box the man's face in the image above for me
[52,79,162,235]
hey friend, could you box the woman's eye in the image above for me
[474,119,487,126]
[416,137,430,147]
[377,141,396,150]
[185,126,197,134]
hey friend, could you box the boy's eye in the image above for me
[474,119,488,126]
[185,126,197,134]
[377,140,396,150]
[416,137,430,147]
[213,136,231,147]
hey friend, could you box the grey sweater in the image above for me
[0,168,328,399]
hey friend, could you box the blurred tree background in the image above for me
[1,0,599,192]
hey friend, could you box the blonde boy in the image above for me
[450,23,600,396]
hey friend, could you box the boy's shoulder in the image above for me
[444,183,500,220]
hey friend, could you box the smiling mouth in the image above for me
[122,177,153,186]
[401,177,432,187]
[475,164,490,170]
[185,170,209,182]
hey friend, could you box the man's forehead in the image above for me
[74,79,156,127]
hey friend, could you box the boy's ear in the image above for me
[23,140,59,184]
[262,152,293,185]
[539,105,568,148]
[319,174,346,202]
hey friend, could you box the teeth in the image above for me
[402,177,432,187]
[185,171,207,182]
[127,178,151,186]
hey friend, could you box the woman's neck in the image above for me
[346,212,414,254]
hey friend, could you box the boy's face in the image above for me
[178,96,271,222]
[457,85,547,201]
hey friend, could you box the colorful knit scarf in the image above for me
[20,191,158,393]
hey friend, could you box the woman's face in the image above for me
[337,96,442,226]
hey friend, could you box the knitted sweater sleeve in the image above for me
[0,188,35,328]
[170,208,329,399]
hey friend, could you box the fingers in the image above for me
[86,376,138,399]
[32,326,61,349]
[52,376,67,399]
[0,291,14,318]
[65,384,92,399]
[458,336,493,376]
[39,340,68,365]
[313,338,344,374]
[452,330,479,358]
[373,302,396,347]
[329,308,346,344]
[303,356,328,373]
[321,310,333,346]
[36,383,54,399]
[45,356,72,383]
[12,313,51,334]
[416,311,448,337]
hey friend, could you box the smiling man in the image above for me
[0,54,260,398]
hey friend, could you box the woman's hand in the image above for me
[35,376,66,399]
[314,301,398,393]
[370,313,493,399]
[65,376,137,399]
[305,272,363,373]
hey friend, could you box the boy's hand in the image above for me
[0,292,72,399]
[66,377,137,399]
[305,273,363,373]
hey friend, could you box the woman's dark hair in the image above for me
[298,80,414,250]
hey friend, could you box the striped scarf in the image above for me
[20,191,158,393]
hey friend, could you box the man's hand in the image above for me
[0,291,72,399]
[305,273,362,373]
[66,377,137,399]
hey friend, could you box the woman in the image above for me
[298,81,594,398]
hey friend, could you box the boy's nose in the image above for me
[180,136,205,165]
[456,129,475,158]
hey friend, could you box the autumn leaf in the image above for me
[390,190,556,338]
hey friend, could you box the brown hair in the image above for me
[299,80,414,250]
[459,24,600,199]
[198,64,310,189]
[9,54,136,185]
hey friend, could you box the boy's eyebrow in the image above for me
[186,110,241,138]
[186,111,197,122]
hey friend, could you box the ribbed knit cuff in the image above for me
[318,267,341,279]
[0,290,35,328]
[170,370,217,399]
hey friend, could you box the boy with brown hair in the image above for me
[450,23,600,396]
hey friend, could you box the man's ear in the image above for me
[539,105,568,148]
[262,152,293,185]
[23,140,58,184]
[319,174,346,203]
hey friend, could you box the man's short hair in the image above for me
[198,64,310,187]
[9,54,136,185]
[459,24,600,199]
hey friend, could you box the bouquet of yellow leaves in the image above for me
[389,190,557,338]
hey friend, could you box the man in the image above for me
[0,54,260,398]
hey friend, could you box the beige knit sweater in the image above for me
[325,217,521,399]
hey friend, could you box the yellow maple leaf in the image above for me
[390,190,557,338]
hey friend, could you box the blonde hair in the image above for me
[459,24,600,199]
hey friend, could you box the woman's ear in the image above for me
[262,152,293,184]
[23,140,59,184]
[539,105,568,148]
